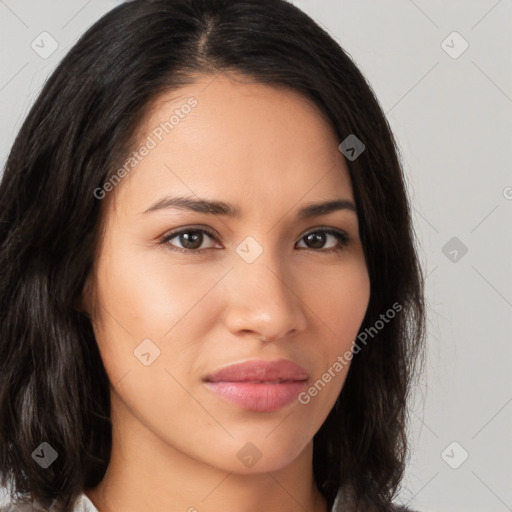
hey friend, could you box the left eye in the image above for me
[160,228,349,254]
[297,229,349,252]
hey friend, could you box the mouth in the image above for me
[203,359,309,413]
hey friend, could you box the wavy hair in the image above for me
[0,1,426,510]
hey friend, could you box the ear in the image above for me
[74,273,93,316]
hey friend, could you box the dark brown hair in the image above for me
[0,1,426,510]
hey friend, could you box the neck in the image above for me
[86,391,329,512]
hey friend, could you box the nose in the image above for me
[223,250,308,343]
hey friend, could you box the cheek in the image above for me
[299,259,370,407]
[92,241,224,337]
[312,257,371,348]
[89,240,231,385]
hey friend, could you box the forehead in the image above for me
[110,73,353,216]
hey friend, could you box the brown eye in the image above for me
[297,229,349,252]
[161,228,219,253]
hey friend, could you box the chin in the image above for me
[199,434,312,475]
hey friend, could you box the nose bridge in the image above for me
[225,237,307,340]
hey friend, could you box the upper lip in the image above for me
[204,359,309,383]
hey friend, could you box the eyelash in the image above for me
[159,227,350,255]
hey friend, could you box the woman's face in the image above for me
[84,73,370,474]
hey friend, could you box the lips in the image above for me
[203,359,308,413]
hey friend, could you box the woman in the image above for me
[0,0,426,511]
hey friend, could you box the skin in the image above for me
[82,72,371,512]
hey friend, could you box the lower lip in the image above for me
[204,381,307,412]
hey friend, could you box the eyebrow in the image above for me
[143,196,357,218]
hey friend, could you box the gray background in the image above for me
[1,1,511,511]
